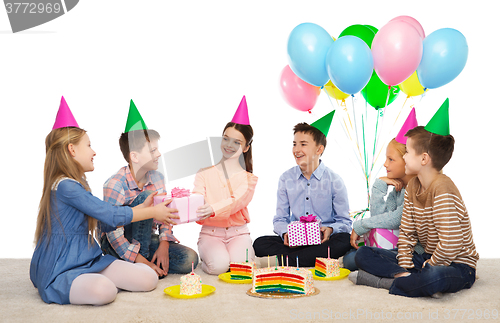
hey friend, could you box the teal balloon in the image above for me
[338,24,376,48]
[361,71,400,110]
[287,23,334,87]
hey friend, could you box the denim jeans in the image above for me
[355,246,476,297]
[342,248,358,271]
[101,191,198,274]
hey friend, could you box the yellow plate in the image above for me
[309,268,350,281]
[164,284,215,299]
[218,272,252,284]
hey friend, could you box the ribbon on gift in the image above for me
[171,187,190,198]
[367,229,399,249]
[299,215,317,223]
[169,187,193,223]
[299,215,317,245]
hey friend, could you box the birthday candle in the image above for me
[286,255,289,267]
[275,255,278,270]
[296,256,299,270]
[267,255,270,268]
[191,261,194,275]
[328,246,330,259]
[281,254,284,268]
[246,248,248,263]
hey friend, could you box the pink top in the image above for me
[193,165,258,227]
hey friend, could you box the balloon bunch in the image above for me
[279,16,468,204]
[279,16,468,112]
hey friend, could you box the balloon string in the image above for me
[368,94,411,184]
[370,88,391,175]
[323,88,367,179]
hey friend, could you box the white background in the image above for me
[0,0,498,258]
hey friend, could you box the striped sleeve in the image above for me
[397,190,418,269]
[428,193,466,267]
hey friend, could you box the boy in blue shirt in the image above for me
[253,111,352,267]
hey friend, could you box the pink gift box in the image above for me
[287,215,321,247]
[364,228,400,249]
[153,188,205,225]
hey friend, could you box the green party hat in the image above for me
[311,110,335,137]
[124,99,148,133]
[424,98,450,136]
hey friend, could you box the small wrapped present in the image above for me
[287,215,321,247]
[153,187,205,225]
[364,228,399,249]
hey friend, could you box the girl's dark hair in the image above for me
[223,122,254,173]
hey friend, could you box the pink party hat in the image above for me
[52,96,80,130]
[231,95,250,125]
[395,108,418,144]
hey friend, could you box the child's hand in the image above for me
[197,203,214,220]
[350,231,360,249]
[153,200,180,225]
[283,233,290,246]
[320,226,333,243]
[151,240,169,277]
[379,177,404,191]
[141,191,158,208]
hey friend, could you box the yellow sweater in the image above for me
[397,174,479,269]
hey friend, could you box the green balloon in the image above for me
[364,25,379,35]
[338,24,376,48]
[361,71,400,110]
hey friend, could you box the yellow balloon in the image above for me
[324,80,349,100]
[400,71,427,97]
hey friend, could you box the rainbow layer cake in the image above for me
[314,257,340,278]
[180,272,202,295]
[229,261,256,280]
[252,267,314,295]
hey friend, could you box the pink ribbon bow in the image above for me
[299,215,317,223]
[171,187,190,198]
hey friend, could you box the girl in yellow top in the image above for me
[193,97,258,275]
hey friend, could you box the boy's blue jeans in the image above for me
[101,191,198,274]
[355,246,476,297]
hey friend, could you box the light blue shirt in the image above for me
[273,160,352,239]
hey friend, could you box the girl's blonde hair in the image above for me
[388,138,406,158]
[35,127,97,244]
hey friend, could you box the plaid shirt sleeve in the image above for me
[103,174,140,262]
[106,227,141,262]
[159,224,179,243]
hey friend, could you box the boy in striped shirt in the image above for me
[350,99,479,297]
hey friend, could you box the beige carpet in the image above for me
[1,258,498,323]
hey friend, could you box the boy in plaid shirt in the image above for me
[100,101,198,276]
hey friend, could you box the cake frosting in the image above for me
[314,257,340,278]
[180,272,202,295]
[229,261,256,280]
[252,266,314,295]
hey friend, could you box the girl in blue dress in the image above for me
[30,121,178,305]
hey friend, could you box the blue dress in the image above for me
[30,178,133,304]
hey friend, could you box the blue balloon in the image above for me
[287,23,334,87]
[326,35,374,95]
[417,28,468,89]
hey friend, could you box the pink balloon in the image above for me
[371,20,423,86]
[279,65,321,112]
[390,15,425,39]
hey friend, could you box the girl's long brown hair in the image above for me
[223,122,254,173]
[35,127,97,244]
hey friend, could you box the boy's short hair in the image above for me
[119,129,160,164]
[293,123,327,150]
[405,126,454,171]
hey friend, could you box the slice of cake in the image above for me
[229,261,256,280]
[315,257,340,278]
[180,272,202,295]
[252,267,314,295]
